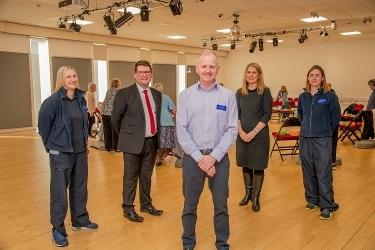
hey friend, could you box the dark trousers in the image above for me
[122,136,158,213]
[182,154,230,250]
[299,137,338,212]
[49,150,91,236]
[102,115,119,151]
[332,126,339,164]
[87,112,95,136]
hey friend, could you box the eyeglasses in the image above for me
[137,71,152,76]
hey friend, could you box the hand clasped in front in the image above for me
[197,155,216,177]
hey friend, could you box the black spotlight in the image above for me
[212,43,218,50]
[169,0,183,15]
[114,11,133,28]
[258,38,263,51]
[140,5,149,21]
[230,42,236,50]
[320,29,328,37]
[69,22,81,33]
[249,41,257,53]
[103,15,117,35]
[203,42,207,47]
[58,22,66,29]
[272,37,278,47]
[298,32,308,44]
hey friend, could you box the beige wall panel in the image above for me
[49,39,92,58]
[140,49,151,62]
[0,33,29,53]
[0,21,5,32]
[151,50,176,64]
[108,45,140,61]
[177,53,186,65]
[93,45,107,60]
[225,39,375,99]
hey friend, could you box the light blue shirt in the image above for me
[161,94,176,126]
[176,81,238,162]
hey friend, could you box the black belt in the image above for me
[200,149,213,155]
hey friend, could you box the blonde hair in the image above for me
[241,62,267,96]
[305,65,328,93]
[153,82,163,92]
[281,85,287,91]
[54,66,79,92]
[110,78,121,88]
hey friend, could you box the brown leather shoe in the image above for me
[124,211,144,222]
[140,205,163,216]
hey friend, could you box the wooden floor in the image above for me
[1,122,375,250]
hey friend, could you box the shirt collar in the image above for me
[136,83,150,93]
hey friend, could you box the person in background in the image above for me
[275,85,288,107]
[112,60,163,223]
[236,63,272,212]
[297,65,341,220]
[85,82,97,138]
[177,50,238,250]
[101,78,121,153]
[153,82,177,162]
[366,79,375,110]
[327,82,338,170]
[38,66,98,247]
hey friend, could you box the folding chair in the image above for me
[338,111,363,144]
[270,117,301,161]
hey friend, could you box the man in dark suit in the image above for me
[112,60,163,222]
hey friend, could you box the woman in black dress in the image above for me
[236,62,272,212]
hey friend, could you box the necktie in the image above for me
[143,89,156,135]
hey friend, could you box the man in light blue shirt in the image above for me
[176,50,238,250]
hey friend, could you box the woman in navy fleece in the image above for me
[297,65,341,220]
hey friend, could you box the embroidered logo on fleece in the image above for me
[82,106,88,111]
[317,99,327,104]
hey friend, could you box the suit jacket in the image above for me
[111,83,162,154]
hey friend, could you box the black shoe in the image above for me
[124,211,144,222]
[140,205,163,216]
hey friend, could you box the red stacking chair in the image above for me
[270,117,301,161]
[338,111,363,144]
[271,100,282,121]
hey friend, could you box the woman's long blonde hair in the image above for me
[54,66,79,92]
[241,62,267,95]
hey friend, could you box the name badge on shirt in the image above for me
[216,104,227,111]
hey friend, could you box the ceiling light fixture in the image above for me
[211,37,218,50]
[340,31,361,35]
[298,30,308,43]
[258,38,264,51]
[69,21,81,33]
[363,17,372,23]
[140,3,149,21]
[301,12,327,23]
[320,27,328,37]
[230,41,236,50]
[114,10,133,28]
[103,13,117,35]
[272,37,278,47]
[249,40,257,53]
[169,0,183,16]
[230,13,241,39]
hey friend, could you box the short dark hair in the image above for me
[134,60,152,72]
[368,79,375,87]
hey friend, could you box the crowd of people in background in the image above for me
[38,50,375,249]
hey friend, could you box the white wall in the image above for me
[225,40,375,102]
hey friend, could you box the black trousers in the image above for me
[299,137,339,212]
[87,112,95,136]
[102,115,119,151]
[122,136,158,213]
[49,150,91,237]
[181,154,230,250]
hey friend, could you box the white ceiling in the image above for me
[1,0,375,51]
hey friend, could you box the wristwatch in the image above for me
[253,128,259,133]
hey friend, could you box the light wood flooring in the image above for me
[1,122,375,250]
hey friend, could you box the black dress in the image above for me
[236,88,273,170]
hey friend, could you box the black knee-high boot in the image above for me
[252,174,264,212]
[239,170,253,206]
